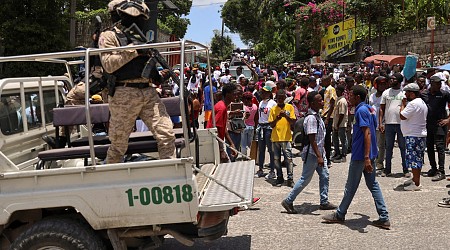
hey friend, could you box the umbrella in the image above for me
[438,63,450,71]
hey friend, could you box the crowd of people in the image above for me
[176,57,450,218]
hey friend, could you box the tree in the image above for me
[0,0,71,77]
[221,0,262,45]
[222,0,295,63]
[210,29,235,60]
[156,0,192,38]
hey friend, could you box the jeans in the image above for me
[273,142,293,180]
[332,127,347,157]
[376,130,386,169]
[426,129,446,173]
[324,118,333,164]
[336,159,389,222]
[258,126,274,172]
[227,131,241,162]
[240,125,254,156]
[285,153,329,205]
[385,124,406,174]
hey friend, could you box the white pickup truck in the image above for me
[0,40,255,249]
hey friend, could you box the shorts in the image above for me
[405,136,426,169]
[204,110,212,122]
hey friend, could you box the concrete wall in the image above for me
[370,25,450,66]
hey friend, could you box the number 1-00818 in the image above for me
[125,184,193,207]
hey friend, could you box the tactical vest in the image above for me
[112,29,149,81]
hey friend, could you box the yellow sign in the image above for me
[320,17,356,60]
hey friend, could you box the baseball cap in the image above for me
[430,75,442,83]
[265,80,276,88]
[313,71,322,76]
[403,83,420,92]
[262,86,272,92]
[91,94,103,102]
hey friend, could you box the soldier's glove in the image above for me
[160,69,171,82]
[152,69,170,86]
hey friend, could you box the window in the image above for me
[0,90,63,135]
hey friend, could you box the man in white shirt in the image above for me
[379,73,407,177]
[255,85,277,179]
[369,76,388,170]
[213,66,222,81]
[400,83,428,191]
[220,69,232,87]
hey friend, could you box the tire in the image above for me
[11,217,106,250]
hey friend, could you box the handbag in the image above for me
[229,117,246,132]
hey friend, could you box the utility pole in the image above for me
[144,0,179,43]
[70,0,76,47]
[145,0,159,43]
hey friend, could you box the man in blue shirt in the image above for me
[203,79,217,128]
[322,85,390,229]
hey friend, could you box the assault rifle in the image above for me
[121,24,179,86]
[89,16,108,95]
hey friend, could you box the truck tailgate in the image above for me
[198,160,254,212]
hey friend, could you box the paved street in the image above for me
[163,147,450,249]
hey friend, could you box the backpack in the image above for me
[292,113,318,151]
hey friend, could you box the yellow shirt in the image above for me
[322,85,337,117]
[269,104,296,142]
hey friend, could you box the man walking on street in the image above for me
[379,73,407,177]
[322,85,390,229]
[281,91,336,214]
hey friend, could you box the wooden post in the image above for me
[431,29,435,67]
[70,0,76,47]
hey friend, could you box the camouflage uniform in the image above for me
[99,28,175,163]
[59,82,86,137]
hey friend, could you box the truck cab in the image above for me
[0,40,255,250]
[0,77,68,171]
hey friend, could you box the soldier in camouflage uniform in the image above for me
[99,0,175,163]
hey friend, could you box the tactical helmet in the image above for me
[108,0,150,20]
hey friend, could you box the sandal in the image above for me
[438,197,450,208]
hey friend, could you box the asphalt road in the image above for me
[162,147,450,249]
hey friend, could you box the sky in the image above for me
[183,0,246,49]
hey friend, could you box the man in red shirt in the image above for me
[207,83,238,162]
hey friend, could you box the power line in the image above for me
[191,1,227,8]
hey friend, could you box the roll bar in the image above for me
[0,40,214,166]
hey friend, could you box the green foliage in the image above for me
[157,0,192,38]
[222,0,262,45]
[75,8,109,21]
[210,30,235,60]
[0,0,71,77]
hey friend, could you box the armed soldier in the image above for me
[99,0,175,163]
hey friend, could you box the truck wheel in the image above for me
[10,217,106,250]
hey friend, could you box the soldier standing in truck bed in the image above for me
[99,0,175,163]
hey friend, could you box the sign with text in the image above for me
[320,17,356,60]
[427,16,435,30]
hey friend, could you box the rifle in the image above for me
[89,16,108,95]
[121,23,179,86]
